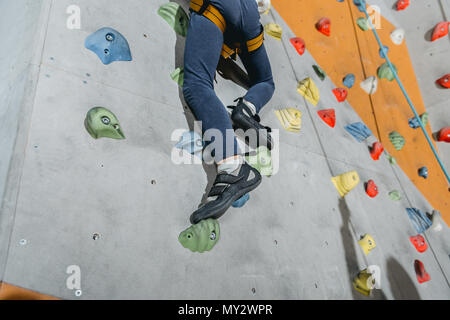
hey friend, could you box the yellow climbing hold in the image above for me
[274,108,302,133]
[297,77,320,106]
[353,269,375,296]
[264,23,282,40]
[331,171,360,197]
[358,234,376,256]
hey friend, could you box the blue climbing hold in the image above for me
[343,74,355,88]
[406,208,432,234]
[232,193,250,208]
[85,27,132,65]
[345,122,373,142]
[418,167,428,179]
[353,0,367,12]
[175,131,204,155]
[337,0,344,2]
[379,46,389,59]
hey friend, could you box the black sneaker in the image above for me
[190,162,262,224]
[229,98,274,150]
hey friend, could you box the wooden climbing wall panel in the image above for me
[272,0,449,223]
[0,282,59,300]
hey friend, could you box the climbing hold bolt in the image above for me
[436,74,450,88]
[365,180,379,198]
[157,2,189,37]
[389,131,405,151]
[317,109,336,128]
[246,146,273,177]
[370,142,384,161]
[316,18,331,37]
[418,166,428,179]
[343,74,355,88]
[313,65,327,81]
[378,62,398,81]
[232,193,250,208]
[358,234,376,256]
[332,88,348,102]
[331,171,360,197]
[360,76,378,94]
[345,122,373,143]
[410,235,427,253]
[85,27,132,65]
[290,37,306,56]
[396,0,410,11]
[274,108,302,133]
[414,260,430,284]
[84,107,125,140]
[431,22,449,42]
[264,23,282,40]
[390,28,405,45]
[297,78,320,106]
[353,269,375,296]
[178,218,220,253]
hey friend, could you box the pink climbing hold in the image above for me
[431,22,449,41]
[290,37,306,56]
[317,109,336,128]
[396,0,409,11]
[332,88,348,102]
[370,142,384,161]
[410,235,428,253]
[316,18,331,37]
[436,74,450,88]
[414,260,431,284]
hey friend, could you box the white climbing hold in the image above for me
[390,28,405,45]
[360,76,378,94]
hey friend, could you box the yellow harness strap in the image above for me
[190,0,264,59]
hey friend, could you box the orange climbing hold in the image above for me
[332,88,348,102]
[410,235,428,253]
[370,142,384,161]
[431,22,449,41]
[316,18,331,37]
[365,180,379,198]
[290,37,306,56]
[414,260,431,284]
[436,74,450,88]
[438,127,450,143]
[396,0,409,11]
[317,109,336,128]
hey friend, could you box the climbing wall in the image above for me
[0,0,449,299]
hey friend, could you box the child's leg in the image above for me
[183,13,240,163]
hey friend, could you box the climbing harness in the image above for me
[189,0,265,60]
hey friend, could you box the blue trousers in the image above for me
[183,0,275,162]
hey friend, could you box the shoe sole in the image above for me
[232,113,273,150]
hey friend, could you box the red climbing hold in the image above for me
[410,235,428,253]
[431,22,449,41]
[332,88,348,102]
[436,74,450,88]
[316,18,331,37]
[396,0,409,11]
[317,109,336,128]
[365,180,379,198]
[290,37,306,56]
[370,142,384,161]
[438,127,450,143]
[414,260,431,284]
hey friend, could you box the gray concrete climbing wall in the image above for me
[0,0,449,299]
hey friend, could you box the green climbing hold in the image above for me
[378,62,398,81]
[387,154,397,165]
[246,146,273,177]
[421,112,429,127]
[158,3,189,37]
[389,131,405,151]
[178,219,220,253]
[171,67,184,87]
[313,65,327,81]
[356,18,370,31]
[389,190,402,201]
[84,107,125,140]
